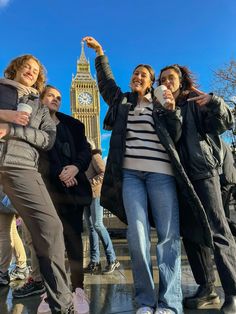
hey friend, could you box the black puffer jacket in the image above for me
[96,55,213,248]
[0,83,56,170]
[177,92,234,181]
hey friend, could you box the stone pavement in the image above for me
[0,225,225,314]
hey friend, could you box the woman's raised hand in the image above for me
[83,36,104,56]
[187,86,212,107]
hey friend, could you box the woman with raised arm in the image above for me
[158,64,236,314]
[83,36,183,314]
[0,55,73,313]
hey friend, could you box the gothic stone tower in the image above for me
[70,42,101,149]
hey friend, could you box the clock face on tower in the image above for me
[78,92,93,105]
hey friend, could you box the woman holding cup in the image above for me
[17,102,33,115]
[83,36,183,314]
[153,85,180,112]
[158,64,236,314]
[0,55,74,313]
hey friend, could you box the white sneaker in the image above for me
[155,308,172,314]
[73,288,90,314]
[136,306,154,314]
[37,293,51,314]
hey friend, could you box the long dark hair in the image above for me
[158,64,197,102]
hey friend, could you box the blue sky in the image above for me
[0,0,235,156]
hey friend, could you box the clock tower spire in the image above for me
[70,42,101,149]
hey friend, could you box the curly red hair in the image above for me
[4,54,46,93]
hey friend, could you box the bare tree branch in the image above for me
[211,59,236,106]
[211,59,236,146]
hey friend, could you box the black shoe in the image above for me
[0,271,10,286]
[13,277,46,298]
[84,262,101,274]
[221,295,236,314]
[183,284,220,309]
[102,260,120,274]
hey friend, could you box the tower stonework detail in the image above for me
[70,42,101,149]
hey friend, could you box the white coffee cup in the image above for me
[154,85,169,107]
[17,103,32,114]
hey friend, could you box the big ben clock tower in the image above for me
[70,42,101,149]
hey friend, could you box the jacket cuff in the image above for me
[73,162,82,172]
[95,55,108,65]
[164,107,181,118]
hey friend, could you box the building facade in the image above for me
[70,42,101,149]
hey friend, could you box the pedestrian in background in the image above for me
[220,139,236,231]
[84,139,120,275]
[37,85,92,314]
[0,189,30,286]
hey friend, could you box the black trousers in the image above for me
[57,204,84,291]
[183,175,236,295]
[0,168,73,313]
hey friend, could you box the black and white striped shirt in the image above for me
[122,94,173,176]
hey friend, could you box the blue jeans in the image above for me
[122,169,183,314]
[84,197,116,263]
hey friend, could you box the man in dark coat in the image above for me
[41,84,92,296]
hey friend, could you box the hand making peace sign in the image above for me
[187,86,212,107]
